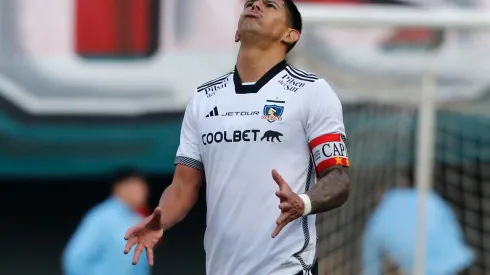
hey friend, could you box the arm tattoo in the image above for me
[305,166,350,214]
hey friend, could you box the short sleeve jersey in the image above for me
[175,60,349,275]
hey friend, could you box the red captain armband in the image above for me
[309,133,350,174]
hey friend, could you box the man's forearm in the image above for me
[305,166,350,214]
[158,182,200,230]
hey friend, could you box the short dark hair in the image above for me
[112,166,145,186]
[284,0,302,53]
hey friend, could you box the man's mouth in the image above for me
[243,10,262,18]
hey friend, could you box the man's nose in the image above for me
[251,1,262,11]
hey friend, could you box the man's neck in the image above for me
[236,45,286,83]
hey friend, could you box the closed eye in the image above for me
[265,0,279,8]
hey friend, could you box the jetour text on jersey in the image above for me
[222,111,260,117]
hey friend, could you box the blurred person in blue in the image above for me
[362,171,474,275]
[62,167,150,275]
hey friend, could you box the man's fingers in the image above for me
[124,227,135,240]
[125,222,145,240]
[272,169,288,189]
[272,212,291,238]
[272,223,286,238]
[272,169,286,186]
[276,212,290,226]
[279,202,292,211]
[146,248,154,267]
[132,243,145,265]
[272,169,292,192]
[275,190,289,200]
[124,236,138,254]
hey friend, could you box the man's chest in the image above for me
[196,88,305,151]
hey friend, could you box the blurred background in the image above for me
[1,0,489,274]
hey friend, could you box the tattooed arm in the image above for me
[271,79,350,237]
[299,79,350,215]
[271,165,350,238]
[306,166,350,214]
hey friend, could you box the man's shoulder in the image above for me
[282,64,332,92]
[284,64,320,83]
[194,71,234,94]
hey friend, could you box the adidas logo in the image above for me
[205,106,219,118]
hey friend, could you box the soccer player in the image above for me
[123,1,350,274]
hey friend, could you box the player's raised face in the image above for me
[237,0,297,46]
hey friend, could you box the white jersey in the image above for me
[175,60,349,275]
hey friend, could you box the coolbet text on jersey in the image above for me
[175,60,349,275]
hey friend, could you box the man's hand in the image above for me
[271,169,305,238]
[124,208,165,266]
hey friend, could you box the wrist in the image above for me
[159,220,167,231]
[298,194,312,216]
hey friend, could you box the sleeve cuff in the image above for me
[174,156,204,171]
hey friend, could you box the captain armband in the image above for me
[309,133,350,174]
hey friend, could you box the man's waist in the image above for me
[206,256,317,275]
[204,233,317,275]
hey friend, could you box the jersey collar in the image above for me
[233,60,287,94]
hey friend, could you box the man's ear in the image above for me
[235,30,240,43]
[282,29,300,45]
